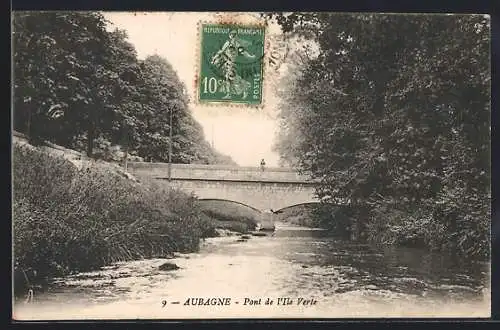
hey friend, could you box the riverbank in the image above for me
[275,203,489,262]
[12,141,252,298]
[13,224,490,319]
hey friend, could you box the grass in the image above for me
[12,142,216,297]
[274,204,319,227]
[196,200,261,233]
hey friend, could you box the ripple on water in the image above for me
[14,228,490,319]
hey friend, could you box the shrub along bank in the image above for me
[12,143,217,296]
[196,200,260,234]
[276,202,489,261]
[309,203,489,261]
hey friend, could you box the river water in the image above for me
[13,223,490,319]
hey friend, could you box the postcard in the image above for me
[11,11,491,320]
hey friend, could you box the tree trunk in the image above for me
[87,124,94,158]
[26,105,32,141]
[87,106,95,158]
[121,121,129,170]
[168,108,173,181]
[123,142,129,171]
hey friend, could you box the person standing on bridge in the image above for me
[260,159,266,172]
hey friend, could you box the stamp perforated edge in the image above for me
[194,18,271,110]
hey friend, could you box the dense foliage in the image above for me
[269,13,490,260]
[13,142,219,295]
[12,11,236,165]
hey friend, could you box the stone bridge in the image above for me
[126,162,320,211]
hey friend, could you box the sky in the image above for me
[103,12,287,167]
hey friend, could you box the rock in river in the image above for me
[159,262,180,271]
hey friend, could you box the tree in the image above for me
[270,13,490,258]
[13,12,120,156]
[13,12,237,166]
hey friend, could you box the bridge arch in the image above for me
[196,198,263,213]
[275,202,321,213]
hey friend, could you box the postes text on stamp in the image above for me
[198,23,265,106]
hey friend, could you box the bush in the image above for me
[12,143,215,290]
[366,205,447,249]
[274,204,319,227]
[196,200,260,233]
[365,197,490,260]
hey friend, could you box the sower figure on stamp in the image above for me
[211,30,256,100]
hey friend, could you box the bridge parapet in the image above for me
[127,162,318,183]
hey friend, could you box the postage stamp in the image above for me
[197,23,266,106]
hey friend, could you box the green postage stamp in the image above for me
[198,23,266,106]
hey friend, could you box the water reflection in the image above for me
[13,222,490,319]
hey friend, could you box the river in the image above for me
[13,222,490,319]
